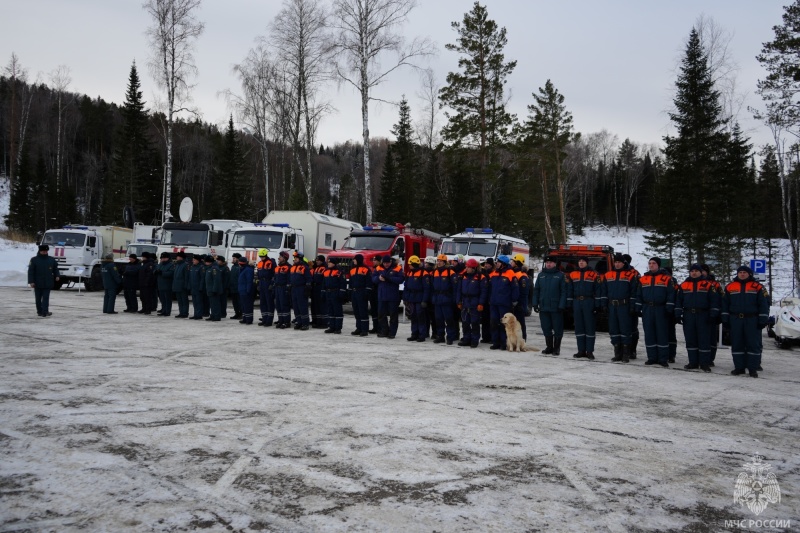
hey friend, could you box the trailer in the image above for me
[40,225,133,291]
[226,224,305,264]
[262,211,361,260]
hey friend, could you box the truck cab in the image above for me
[327,223,442,274]
[226,223,305,264]
[156,222,225,262]
[441,228,532,271]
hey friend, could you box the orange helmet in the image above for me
[437,253,448,261]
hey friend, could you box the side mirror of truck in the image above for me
[286,234,296,249]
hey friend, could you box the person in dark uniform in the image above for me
[273,251,292,328]
[636,257,677,368]
[372,255,404,338]
[290,253,312,330]
[512,254,530,341]
[204,255,222,321]
[368,256,381,333]
[623,254,641,359]
[457,258,488,348]
[601,254,638,362]
[256,248,275,326]
[675,264,720,372]
[122,254,140,313]
[480,258,494,343]
[431,254,458,344]
[28,244,61,317]
[423,256,438,339]
[403,255,430,342]
[567,256,602,360]
[663,266,679,363]
[348,254,372,336]
[323,257,346,333]
[138,252,157,314]
[172,251,190,318]
[488,256,519,350]
[101,253,122,314]
[311,255,328,328]
[701,264,723,366]
[237,256,256,324]
[155,252,175,316]
[189,255,206,319]
[216,256,230,318]
[722,265,770,378]
[533,255,567,355]
[228,253,242,320]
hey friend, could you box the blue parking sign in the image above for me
[750,259,766,274]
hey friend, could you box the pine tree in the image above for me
[391,97,417,224]
[439,1,517,226]
[216,115,249,218]
[377,144,398,223]
[6,143,32,231]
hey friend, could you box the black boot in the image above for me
[552,337,562,356]
[585,352,595,360]
[622,344,631,363]
[630,339,638,360]
[611,344,622,362]
[541,336,554,354]
[573,351,586,359]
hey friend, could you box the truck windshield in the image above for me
[161,229,208,246]
[466,242,497,257]
[128,244,158,256]
[343,235,394,251]
[441,242,468,255]
[230,230,284,249]
[42,232,86,247]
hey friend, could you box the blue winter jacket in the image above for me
[403,267,430,303]
[457,271,488,309]
[238,263,255,297]
[533,266,567,312]
[372,263,404,302]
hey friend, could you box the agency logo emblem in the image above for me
[734,454,781,516]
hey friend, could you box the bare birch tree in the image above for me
[329,0,433,222]
[144,0,204,222]
[49,65,72,200]
[695,14,745,128]
[271,0,332,210]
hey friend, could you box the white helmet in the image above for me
[424,256,437,265]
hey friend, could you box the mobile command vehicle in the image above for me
[40,225,133,291]
[440,228,532,270]
[226,224,305,264]
[261,211,361,260]
[327,223,443,273]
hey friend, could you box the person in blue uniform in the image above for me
[215,256,230,318]
[567,256,602,360]
[122,254,140,313]
[601,254,638,362]
[431,254,458,344]
[322,257,346,333]
[533,255,567,355]
[228,253,242,320]
[721,265,770,378]
[101,253,122,314]
[256,248,275,326]
[489,256,519,350]
[171,252,190,318]
[511,254,530,341]
[189,255,205,319]
[675,264,720,372]
[155,252,175,316]
[457,258,488,348]
[137,252,156,314]
[237,256,256,324]
[290,252,312,330]
[311,255,328,328]
[204,255,223,321]
[636,257,677,367]
[348,254,372,337]
[372,255,404,338]
[403,255,430,342]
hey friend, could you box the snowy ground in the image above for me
[0,286,798,532]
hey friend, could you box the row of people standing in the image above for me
[532,253,770,377]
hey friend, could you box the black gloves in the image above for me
[533,305,540,313]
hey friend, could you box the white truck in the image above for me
[125,223,161,259]
[40,225,133,291]
[440,228,532,270]
[262,210,361,260]
[226,223,304,264]
[155,219,253,263]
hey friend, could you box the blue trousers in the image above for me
[729,316,762,372]
[642,305,669,364]
[325,291,343,331]
[124,288,138,312]
[434,304,457,341]
[312,287,326,326]
[259,285,274,325]
[513,305,528,340]
[406,302,428,339]
[240,291,254,323]
[540,311,564,337]
[608,303,632,346]
[103,288,117,313]
[208,292,222,320]
[34,288,51,315]
[378,299,400,336]
[351,289,370,333]
[191,289,205,318]
[573,299,596,352]
[682,311,711,366]
[275,286,291,325]
[291,286,309,326]
[461,306,482,345]
[175,290,189,317]
[490,304,512,346]
[158,290,172,315]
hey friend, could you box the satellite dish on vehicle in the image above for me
[122,206,136,229]
[179,197,194,223]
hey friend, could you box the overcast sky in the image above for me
[2,0,788,151]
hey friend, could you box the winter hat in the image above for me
[737,265,754,275]
[701,264,711,274]
[176,251,186,259]
[238,256,248,264]
[38,244,49,252]
[279,251,290,260]
[191,255,200,262]
[104,253,114,260]
[129,253,138,260]
[622,254,632,263]
[613,254,625,263]
[544,256,557,263]
[649,257,661,267]
[382,255,392,263]
[231,252,242,259]
[578,256,589,264]
[216,255,226,262]
[354,254,364,265]
[160,252,171,259]
[689,263,703,272]
[484,257,495,266]
[316,255,325,263]
[203,255,214,263]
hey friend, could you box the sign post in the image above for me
[750,259,766,282]
[75,267,85,296]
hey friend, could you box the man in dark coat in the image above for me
[567,256,602,360]
[189,255,206,319]
[722,265,770,378]
[122,254,140,313]
[676,264,720,372]
[172,252,190,318]
[28,244,60,317]
[204,255,223,321]
[323,257,347,333]
[533,255,567,355]
[155,252,175,316]
[636,257,677,368]
[228,253,242,320]
[237,256,256,324]
[101,253,122,314]
[372,255,404,338]
[138,252,157,314]
[348,254,372,336]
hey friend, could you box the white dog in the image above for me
[501,312,535,352]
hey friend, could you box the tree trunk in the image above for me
[555,151,567,243]
[361,66,372,223]
[541,168,554,245]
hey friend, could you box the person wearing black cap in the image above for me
[289,252,312,330]
[122,254,141,313]
[623,254,641,359]
[204,255,223,321]
[237,256,256,324]
[256,249,275,326]
[228,253,242,320]
[189,254,206,319]
[348,254,372,336]
[273,251,292,328]
[154,252,175,316]
[373,255,404,338]
[368,256,381,333]
[101,252,122,314]
[431,254,458,344]
[701,264,723,365]
[322,257,346,333]
[311,255,328,329]
[138,252,157,314]
[28,244,60,317]
[601,253,639,362]
[172,252,190,318]
[533,255,567,355]
[722,265,770,377]
[636,257,677,368]
[567,256,602,360]
[216,256,230,319]
[675,264,720,371]
[480,258,495,343]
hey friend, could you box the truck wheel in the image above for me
[85,267,103,292]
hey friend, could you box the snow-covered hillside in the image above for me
[0,177,38,286]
